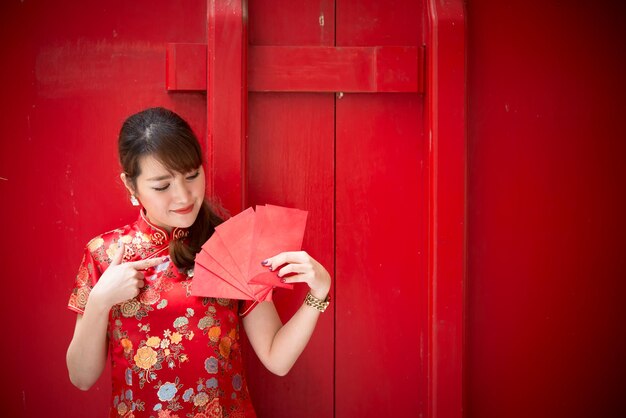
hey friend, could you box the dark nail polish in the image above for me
[269,266,273,271]
[261,259,269,266]
[280,278,286,283]
[163,256,170,262]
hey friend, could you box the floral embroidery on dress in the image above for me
[68,212,256,417]
[152,231,166,246]
[113,388,145,417]
[172,228,189,241]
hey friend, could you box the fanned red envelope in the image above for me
[191,204,308,301]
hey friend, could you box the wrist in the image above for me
[309,271,331,300]
[309,287,330,301]
[304,290,331,313]
[85,290,113,314]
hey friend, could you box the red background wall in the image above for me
[1,0,625,417]
[466,1,626,417]
[0,1,209,416]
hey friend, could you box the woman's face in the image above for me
[123,155,206,231]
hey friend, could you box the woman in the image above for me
[66,107,331,417]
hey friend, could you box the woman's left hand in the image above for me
[262,251,331,300]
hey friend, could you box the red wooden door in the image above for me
[242,2,465,416]
[3,0,465,417]
[202,1,430,416]
[171,0,466,415]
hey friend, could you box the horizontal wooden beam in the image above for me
[249,46,422,93]
[166,44,423,93]
[166,43,207,91]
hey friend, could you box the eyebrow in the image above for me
[146,174,173,181]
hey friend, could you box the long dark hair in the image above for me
[118,107,222,269]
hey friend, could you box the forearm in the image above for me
[66,297,111,390]
[244,296,326,376]
[247,251,332,376]
[265,303,322,375]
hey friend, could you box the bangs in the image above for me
[151,133,203,174]
[119,107,204,181]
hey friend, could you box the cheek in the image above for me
[195,176,207,195]
[137,189,168,210]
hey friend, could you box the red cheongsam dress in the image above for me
[68,211,258,418]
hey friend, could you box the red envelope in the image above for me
[191,204,308,301]
[195,248,253,298]
[191,263,252,300]
[214,207,256,281]
[198,232,256,297]
[248,205,308,289]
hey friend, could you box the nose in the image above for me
[171,179,192,204]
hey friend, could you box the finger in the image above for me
[128,256,169,270]
[136,279,145,289]
[110,242,125,266]
[133,271,145,281]
[277,262,310,278]
[279,272,311,285]
[263,251,308,271]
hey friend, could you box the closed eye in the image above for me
[153,184,169,191]
[151,170,199,191]
[186,171,200,180]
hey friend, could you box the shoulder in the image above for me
[83,222,136,265]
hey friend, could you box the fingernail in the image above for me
[261,259,269,266]
[163,256,170,262]
[268,266,273,271]
[280,278,286,283]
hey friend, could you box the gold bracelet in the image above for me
[304,291,331,313]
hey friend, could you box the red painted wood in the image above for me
[9,1,626,417]
[335,93,427,416]
[248,0,335,47]
[333,1,429,417]
[207,0,245,213]
[246,92,335,418]
[336,0,424,47]
[0,1,208,417]
[248,46,421,92]
[466,1,626,417]
[166,43,207,91]
[425,1,466,418]
[244,4,336,418]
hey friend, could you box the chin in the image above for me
[174,208,201,228]
[171,216,196,229]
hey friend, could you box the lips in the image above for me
[172,204,194,214]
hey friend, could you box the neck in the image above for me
[144,210,174,233]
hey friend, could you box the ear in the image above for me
[120,173,136,196]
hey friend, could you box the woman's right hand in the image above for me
[89,242,168,309]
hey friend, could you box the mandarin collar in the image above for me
[137,210,189,245]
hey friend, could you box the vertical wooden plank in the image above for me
[207,0,245,212]
[246,92,335,418]
[245,3,335,417]
[248,0,335,46]
[335,93,427,416]
[336,0,424,46]
[425,1,466,418]
[335,1,428,416]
